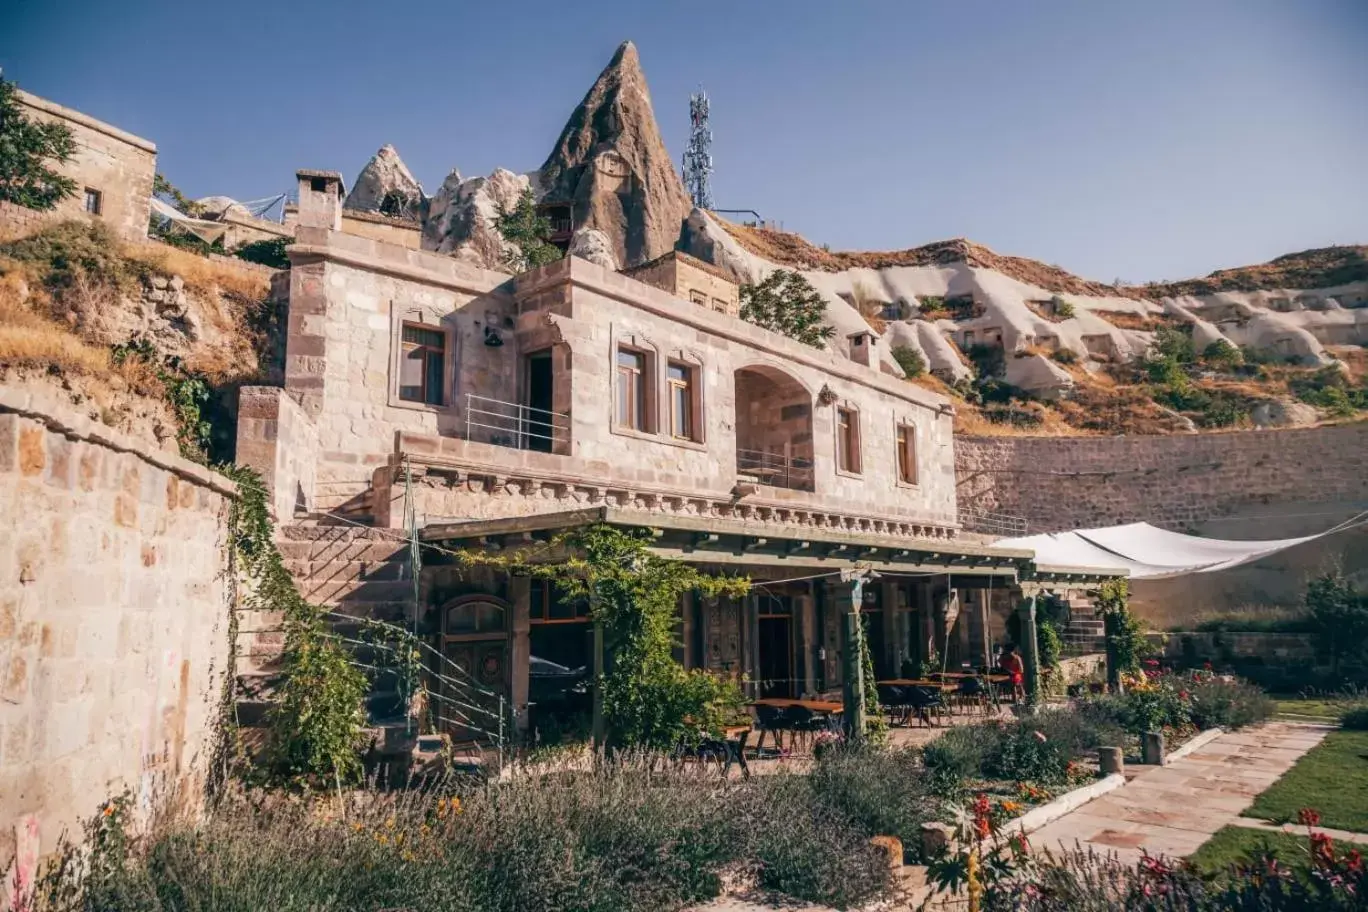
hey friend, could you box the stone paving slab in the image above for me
[1232,818,1368,847]
[1028,722,1332,862]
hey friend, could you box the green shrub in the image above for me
[985,725,1070,785]
[1201,339,1243,371]
[1340,706,1368,730]
[1184,675,1274,730]
[922,723,1001,793]
[890,344,926,377]
[809,746,935,860]
[0,219,140,296]
[1051,297,1076,320]
[1050,347,1078,364]
[1030,705,1128,756]
[235,237,291,269]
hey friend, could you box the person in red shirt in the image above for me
[1001,645,1025,703]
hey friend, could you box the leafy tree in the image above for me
[235,237,290,269]
[1306,572,1368,674]
[890,344,926,378]
[0,76,77,210]
[1201,339,1243,371]
[739,270,837,348]
[1050,296,1076,320]
[152,173,204,217]
[495,187,562,272]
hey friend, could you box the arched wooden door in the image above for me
[438,596,509,746]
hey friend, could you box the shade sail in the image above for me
[994,521,1337,580]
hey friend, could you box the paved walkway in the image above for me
[1028,721,1332,864]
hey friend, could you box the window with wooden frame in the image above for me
[83,188,102,215]
[689,289,708,306]
[666,361,695,440]
[836,406,861,474]
[896,422,918,485]
[530,578,589,623]
[399,322,446,405]
[616,347,648,430]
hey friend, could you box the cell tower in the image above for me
[682,89,714,210]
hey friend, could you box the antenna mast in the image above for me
[682,89,714,210]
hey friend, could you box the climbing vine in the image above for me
[112,339,213,460]
[855,607,887,743]
[456,524,751,749]
[1096,578,1150,687]
[218,465,368,788]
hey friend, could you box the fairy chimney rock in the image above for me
[538,40,692,269]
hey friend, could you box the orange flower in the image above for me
[102,803,116,818]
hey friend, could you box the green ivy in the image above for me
[1095,579,1151,686]
[218,465,368,789]
[458,524,750,750]
[856,609,887,743]
[111,341,213,460]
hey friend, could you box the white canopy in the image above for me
[993,521,1343,580]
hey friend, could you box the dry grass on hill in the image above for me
[716,218,1145,299]
[1140,245,1368,297]
[124,240,272,301]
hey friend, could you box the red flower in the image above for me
[1179,691,1190,700]
[1346,850,1363,873]
[1144,659,1160,668]
[1203,661,1213,670]
[1311,832,1336,867]
[1298,808,1322,828]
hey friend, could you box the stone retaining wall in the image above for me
[0,387,235,896]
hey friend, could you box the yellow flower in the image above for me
[1001,800,1023,814]
[385,817,396,830]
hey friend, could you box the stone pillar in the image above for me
[680,591,696,669]
[1018,593,1042,705]
[914,583,934,670]
[831,576,867,742]
[797,588,818,696]
[742,595,759,699]
[509,576,531,734]
[979,590,993,670]
[1098,746,1124,776]
[1142,731,1165,766]
[880,580,899,677]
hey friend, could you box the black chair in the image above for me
[956,677,989,716]
[753,704,787,755]
[876,684,909,725]
[907,686,945,727]
[783,705,825,753]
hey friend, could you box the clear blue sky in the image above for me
[4,0,1365,283]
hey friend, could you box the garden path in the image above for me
[1026,721,1333,865]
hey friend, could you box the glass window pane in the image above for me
[667,363,686,382]
[403,324,444,348]
[617,349,644,371]
[425,350,444,404]
[400,344,424,401]
[671,386,689,437]
[617,369,632,426]
[632,373,646,428]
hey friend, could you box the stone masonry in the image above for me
[0,90,156,243]
[0,387,234,897]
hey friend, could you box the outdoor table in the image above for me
[721,724,752,779]
[748,698,844,753]
[876,678,957,690]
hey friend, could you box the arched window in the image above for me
[443,599,506,637]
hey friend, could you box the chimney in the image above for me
[295,170,345,231]
[847,329,879,368]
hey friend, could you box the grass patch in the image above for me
[1243,730,1368,833]
[1189,825,1311,879]
[1272,697,1366,721]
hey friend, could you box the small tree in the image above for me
[739,270,837,348]
[1095,578,1150,689]
[495,187,562,272]
[0,77,77,210]
[152,173,204,217]
[891,345,927,378]
[1306,572,1368,675]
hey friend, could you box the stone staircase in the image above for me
[235,521,415,732]
[1058,595,1107,655]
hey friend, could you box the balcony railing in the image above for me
[736,448,813,492]
[465,394,569,453]
[958,509,1028,536]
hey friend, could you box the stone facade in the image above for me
[235,386,318,521]
[0,387,234,894]
[622,250,741,316]
[0,90,156,243]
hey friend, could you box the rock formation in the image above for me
[567,227,619,270]
[422,167,533,270]
[345,144,425,218]
[538,41,692,269]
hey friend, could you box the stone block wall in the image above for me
[283,228,513,512]
[236,386,318,521]
[955,425,1368,532]
[0,387,234,892]
[0,90,155,243]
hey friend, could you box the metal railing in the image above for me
[465,394,569,452]
[958,509,1028,537]
[736,448,814,492]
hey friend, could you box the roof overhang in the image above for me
[421,507,1031,579]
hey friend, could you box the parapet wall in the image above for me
[956,424,1368,532]
[0,387,234,894]
[956,424,1368,615]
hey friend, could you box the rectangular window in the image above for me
[896,423,917,484]
[616,348,647,430]
[689,289,708,306]
[711,298,728,313]
[667,361,693,440]
[83,188,102,215]
[399,323,446,405]
[836,407,861,474]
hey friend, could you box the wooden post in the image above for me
[591,617,606,749]
[1018,592,1042,706]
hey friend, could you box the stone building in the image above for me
[0,89,156,242]
[238,171,1043,747]
[622,250,741,316]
